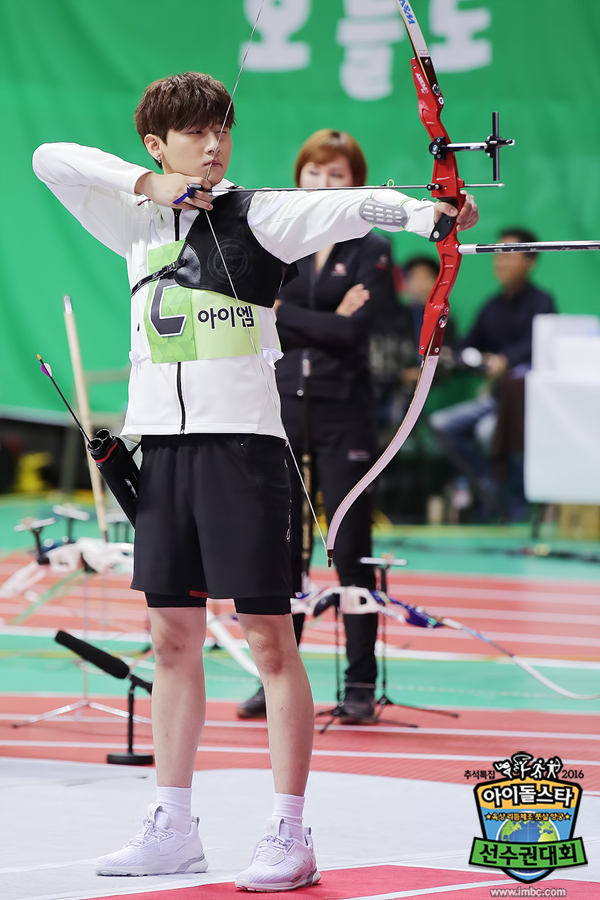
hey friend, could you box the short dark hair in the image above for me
[293,129,367,187]
[403,256,439,279]
[499,226,538,245]
[134,72,235,143]
[499,227,539,261]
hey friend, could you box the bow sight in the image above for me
[429,111,514,183]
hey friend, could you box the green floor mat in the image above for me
[1,494,598,580]
[2,635,598,713]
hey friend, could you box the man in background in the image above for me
[370,256,452,434]
[429,228,555,521]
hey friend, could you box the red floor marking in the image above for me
[88,865,511,900]
[3,553,599,658]
[1,697,599,787]
[4,697,600,735]
[2,559,597,893]
[1,552,148,635]
[2,556,599,784]
[83,867,599,899]
[3,553,598,594]
[308,566,600,596]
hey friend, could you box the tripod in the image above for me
[53,629,154,765]
[11,511,151,729]
[315,558,459,731]
[364,556,458,722]
[13,567,152,729]
[314,582,421,732]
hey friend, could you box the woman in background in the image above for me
[238,130,396,724]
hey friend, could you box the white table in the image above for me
[525,371,600,503]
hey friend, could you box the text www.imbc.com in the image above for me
[490,888,567,898]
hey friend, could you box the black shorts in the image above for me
[131,433,292,614]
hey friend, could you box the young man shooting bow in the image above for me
[33,71,477,891]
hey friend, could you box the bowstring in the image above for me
[200,0,327,556]
[205,0,265,185]
[203,212,327,556]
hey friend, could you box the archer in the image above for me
[33,70,478,892]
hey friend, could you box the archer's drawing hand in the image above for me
[336,283,370,316]
[134,172,214,211]
[433,192,479,233]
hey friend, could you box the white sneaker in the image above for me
[95,803,208,876]
[235,816,320,892]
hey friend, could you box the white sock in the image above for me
[272,792,305,841]
[156,785,193,834]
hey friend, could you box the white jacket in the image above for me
[33,143,435,439]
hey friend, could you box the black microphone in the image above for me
[55,630,152,693]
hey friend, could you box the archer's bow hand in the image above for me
[134,172,214,211]
[433,192,479,233]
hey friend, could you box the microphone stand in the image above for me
[107,672,154,766]
[12,516,144,729]
[15,630,154,765]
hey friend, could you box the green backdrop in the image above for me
[1,0,599,420]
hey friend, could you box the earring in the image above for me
[157,155,162,165]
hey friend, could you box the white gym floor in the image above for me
[1,758,598,900]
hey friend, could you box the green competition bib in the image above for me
[143,242,261,364]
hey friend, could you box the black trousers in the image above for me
[283,396,379,689]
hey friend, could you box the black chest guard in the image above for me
[132,188,296,307]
